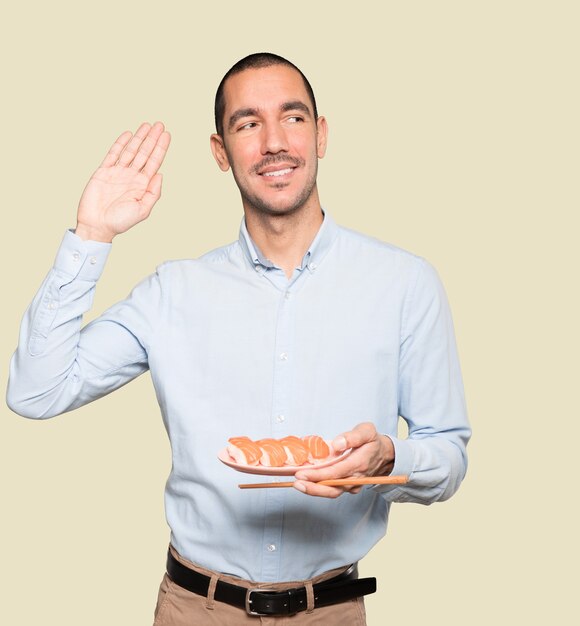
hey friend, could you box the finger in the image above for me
[117,122,152,166]
[332,422,378,453]
[130,121,165,171]
[294,458,361,484]
[293,480,345,499]
[99,130,133,167]
[141,131,171,178]
[139,173,163,216]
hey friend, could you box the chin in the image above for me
[242,186,318,219]
[249,203,302,218]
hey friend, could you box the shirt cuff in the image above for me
[388,436,414,479]
[372,435,414,496]
[53,229,112,281]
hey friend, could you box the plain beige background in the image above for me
[1,1,577,624]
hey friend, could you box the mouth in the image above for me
[257,164,297,180]
[261,167,294,178]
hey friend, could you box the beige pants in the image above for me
[153,547,367,625]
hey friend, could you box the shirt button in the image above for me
[89,256,97,265]
[267,544,276,552]
[309,262,317,271]
[254,265,262,272]
[72,252,80,262]
[276,414,285,423]
[47,301,56,310]
[284,291,291,300]
[279,352,288,361]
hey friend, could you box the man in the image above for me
[7,53,470,624]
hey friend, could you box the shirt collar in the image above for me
[238,210,338,273]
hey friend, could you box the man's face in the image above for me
[211,65,327,217]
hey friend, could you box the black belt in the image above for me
[166,550,376,616]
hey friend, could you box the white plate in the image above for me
[218,447,352,476]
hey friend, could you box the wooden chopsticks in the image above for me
[238,475,408,489]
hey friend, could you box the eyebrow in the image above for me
[280,100,312,116]
[228,107,258,131]
[227,100,312,131]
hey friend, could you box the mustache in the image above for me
[250,154,304,174]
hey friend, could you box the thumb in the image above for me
[149,172,163,197]
[332,435,348,452]
[141,173,163,214]
[332,422,377,452]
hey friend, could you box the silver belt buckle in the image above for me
[245,587,278,616]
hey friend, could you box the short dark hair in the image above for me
[214,52,319,137]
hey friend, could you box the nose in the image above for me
[260,121,289,154]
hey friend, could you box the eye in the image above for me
[238,121,257,131]
[287,116,304,123]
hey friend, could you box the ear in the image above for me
[315,116,328,159]
[210,133,231,171]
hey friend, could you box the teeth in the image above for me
[262,168,293,177]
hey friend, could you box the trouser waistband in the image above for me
[166,549,377,617]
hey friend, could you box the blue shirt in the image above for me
[7,213,470,582]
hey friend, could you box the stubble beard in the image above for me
[230,153,319,218]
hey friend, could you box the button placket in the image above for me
[271,289,294,436]
[260,289,295,581]
[262,485,285,580]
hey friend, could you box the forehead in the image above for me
[222,65,313,116]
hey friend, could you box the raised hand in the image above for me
[76,122,171,242]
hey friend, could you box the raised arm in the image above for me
[6,124,171,418]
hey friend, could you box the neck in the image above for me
[244,195,324,279]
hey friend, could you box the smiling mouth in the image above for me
[261,167,295,178]
[253,156,303,178]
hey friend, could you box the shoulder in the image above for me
[155,240,243,276]
[333,224,450,330]
[334,222,428,278]
[143,241,248,300]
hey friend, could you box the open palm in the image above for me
[77,122,171,241]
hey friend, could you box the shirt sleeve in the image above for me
[6,230,160,419]
[377,258,471,503]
